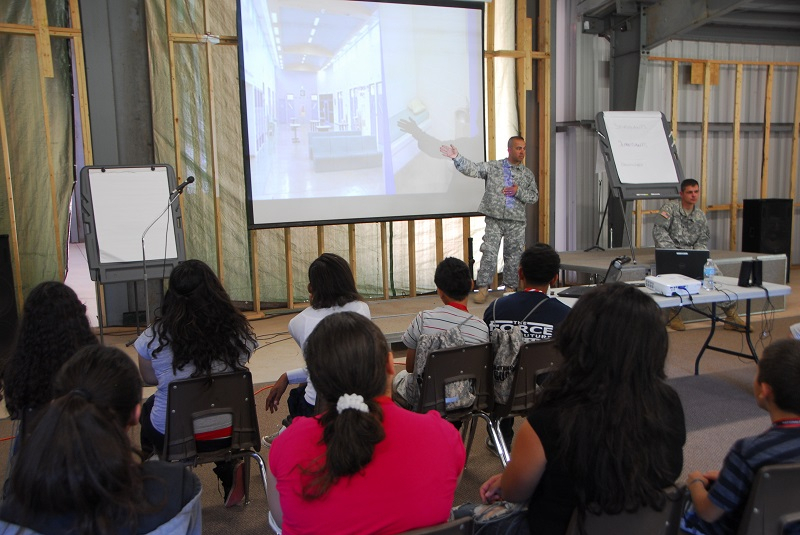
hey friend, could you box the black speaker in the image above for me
[742,199,792,280]
[0,235,18,362]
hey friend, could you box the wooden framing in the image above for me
[730,64,743,250]
[1,0,550,314]
[643,55,800,252]
[246,0,550,309]
[203,0,224,282]
[249,229,260,313]
[408,220,416,297]
[761,64,774,199]
[535,0,551,243]
[792,67,800,202]
[700,63,711,211]
[0,78,22,311]
[0,0,93,310]
[284,227,293,309]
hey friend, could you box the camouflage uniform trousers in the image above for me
[477,216,526,290]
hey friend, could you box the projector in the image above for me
[645,274,702,297]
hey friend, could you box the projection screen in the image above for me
[238,0,486,228]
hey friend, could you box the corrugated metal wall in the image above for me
[561,22,800,265]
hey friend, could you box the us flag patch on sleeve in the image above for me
[659,211,670,219]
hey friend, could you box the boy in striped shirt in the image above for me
[681,339,800,534]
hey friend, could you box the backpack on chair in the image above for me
[404,312,475,411]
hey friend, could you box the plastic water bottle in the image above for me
[703,259,715,291]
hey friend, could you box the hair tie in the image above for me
[70,388,92,402]
[336,394,369,414]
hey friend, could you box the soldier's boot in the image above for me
[666,311,686,331]
[473,286,489,304]
[721,305,751,332]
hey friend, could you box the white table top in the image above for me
[554,277,790,309]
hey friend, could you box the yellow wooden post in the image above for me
[761,64,774,198]
[408,220,416,297]
[730,65,743,250]
[380,222,389,300]
[285,228,293,309]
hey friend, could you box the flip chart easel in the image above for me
[591,111,684,261]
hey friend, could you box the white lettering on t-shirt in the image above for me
[490,320,554,340]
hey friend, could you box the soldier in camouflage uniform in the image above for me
[653,179,746,331]
[653,179,710,250]
[440,137,538,303]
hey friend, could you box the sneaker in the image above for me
[261,425,286,448]
[473,287,489,304]
[485,436,501,458]
[224,461,246,508]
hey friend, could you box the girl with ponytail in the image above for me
[0,345,201,534]
[267,312,465,535]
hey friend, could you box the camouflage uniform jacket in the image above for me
[453,155,538,222]
[652,199,710,250]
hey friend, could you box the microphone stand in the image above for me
[141,180,191,328]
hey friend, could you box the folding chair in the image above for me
[737,463,800,535]
[564,486,686,535]
[491,339,563,465]
[398,516,474,535]
[414,342,502,466]
[162,370,269,512]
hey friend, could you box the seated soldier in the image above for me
[653,178,747,332]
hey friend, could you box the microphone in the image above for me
[612,255,631,269]
[171,175,195,195]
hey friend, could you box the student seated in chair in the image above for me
[484,243,571,454]
[456,283,685,535]
[268,312,465,534]
[681,338,800,535]
[0,345,202,535]
[135,259,257,507]
[263,253,370,444]
[392,257,489,409]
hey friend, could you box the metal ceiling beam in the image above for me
[645,0,753,50]
[684,25,800,46]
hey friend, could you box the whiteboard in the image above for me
[596,111,683,200]
[80,165,186,283]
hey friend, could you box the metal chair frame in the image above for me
[413,342,503,466]
[491,339,564,465]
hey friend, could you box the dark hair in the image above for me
[434,257,473,301]
[541,283,678,515]
[7,345,147,534]
[300,312,387,499]
[758,339,800,414]
[308,253,362,309]
[681,178,699,191]
[507,135,525,148]
[520,243,560,285]
[150,259,255,377]
[1,281,97,418]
